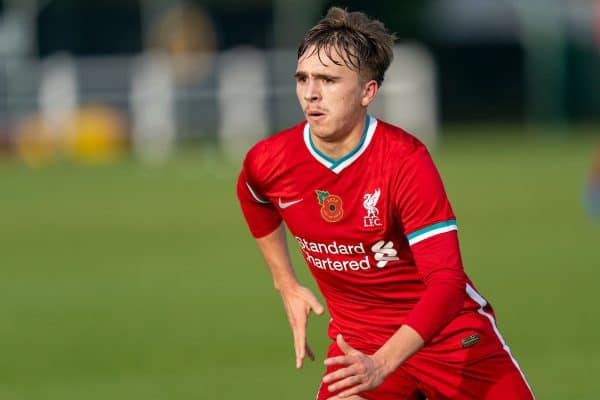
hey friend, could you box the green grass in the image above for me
[0,126,599,399]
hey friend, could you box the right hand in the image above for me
[279,285,325,368]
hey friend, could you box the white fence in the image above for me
[0,45,437,162]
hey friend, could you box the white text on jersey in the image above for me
[295,236,399,271]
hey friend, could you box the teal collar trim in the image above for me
[304,114,376,174]
[308,115,370,170]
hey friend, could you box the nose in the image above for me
[303,79,321,102]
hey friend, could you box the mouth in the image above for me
[306,109,326,120]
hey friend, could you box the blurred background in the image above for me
[0,0,599,399]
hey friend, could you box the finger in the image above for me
[295,333,305,368]
[328,374,362,393]
[294,323,309,368]
[337,382,372,398]
[324,355,352,366]
[306,342,315,361]
[323,365,356,384]
[308,294,325,315]
[336,334,355,354]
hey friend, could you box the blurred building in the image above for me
[0,0,598,163]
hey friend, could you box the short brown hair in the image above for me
[298,7,396,86]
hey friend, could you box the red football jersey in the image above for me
[238,116,504,360]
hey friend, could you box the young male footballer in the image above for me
[237,7,535,400]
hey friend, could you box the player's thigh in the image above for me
[316,341,422,400]
[345,396,423,400]
[473,353,535,400]
[407,350,534,400]
[317,384,422,400]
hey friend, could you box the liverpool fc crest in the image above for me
[363,188,383,228]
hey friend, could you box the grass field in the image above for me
[1,126,599,399]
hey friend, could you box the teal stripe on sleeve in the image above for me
[406,220,457,241]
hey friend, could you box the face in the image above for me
[295,46,378,143]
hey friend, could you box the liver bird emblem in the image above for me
[363,189,381,218]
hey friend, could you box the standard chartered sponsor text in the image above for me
[295,236,371,271]
[295,237,366,255]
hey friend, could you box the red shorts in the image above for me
[316,323,535,400]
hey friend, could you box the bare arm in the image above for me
[255,222,325,368]
[373,324,425,373]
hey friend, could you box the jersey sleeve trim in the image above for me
[245,182,270,204]
[407,220,457,245]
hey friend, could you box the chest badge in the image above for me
[363,188,383,228]
[316,190,343,223]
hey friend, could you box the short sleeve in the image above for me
[237,147,283,238]
[395,146,457,243]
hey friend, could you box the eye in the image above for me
[296,75,307,83]
[323,77,334,84]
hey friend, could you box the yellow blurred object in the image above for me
[14,105,127,167]
[14,116,59,167]
[148,3,217,84]
[64,105,127,164]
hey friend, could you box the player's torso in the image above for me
[280,155,403,271]
[254,118,496,353]
[261,118,425,304]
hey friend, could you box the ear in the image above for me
[360,79,379,107]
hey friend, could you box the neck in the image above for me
[310,113,369,160]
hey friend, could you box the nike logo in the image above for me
[278,198,303,209]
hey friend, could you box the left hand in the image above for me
[323,334,388,399]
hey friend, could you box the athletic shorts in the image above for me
[315,324,535,400]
